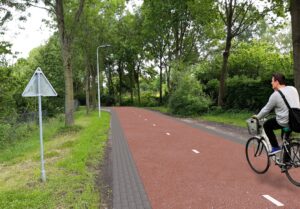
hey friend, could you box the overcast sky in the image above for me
[3,6,54,61]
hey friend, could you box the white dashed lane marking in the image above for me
[192,149,200,154]
[262,195,284,207]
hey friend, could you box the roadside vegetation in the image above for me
[149,106,251,128]
[0,109,110,209]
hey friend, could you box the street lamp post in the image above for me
[96,44,111,118]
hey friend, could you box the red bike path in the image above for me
[113,107,300,209]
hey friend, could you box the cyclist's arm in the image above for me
[256,93,276,119]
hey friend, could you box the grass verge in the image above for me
[0,110,110,209]
[200,110,252,127]
[149,106,251,127]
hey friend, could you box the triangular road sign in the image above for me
[22,67,58,97]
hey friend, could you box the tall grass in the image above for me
[0,110,110,209]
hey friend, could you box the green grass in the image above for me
[149,106,252,127]
[0,110,110,209]
[200,110,252,127]
[147,106,170,114]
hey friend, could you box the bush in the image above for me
[101,94,116,106]
[168,72,211,116]
[138,92,159,107]
[202,75,294,111]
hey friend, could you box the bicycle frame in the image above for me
[250,118,291,165]
[246,117,300,186]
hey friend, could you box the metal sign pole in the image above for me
[22,67,57,182]
[38,71,46,182]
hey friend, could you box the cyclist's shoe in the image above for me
[268,147,281,155]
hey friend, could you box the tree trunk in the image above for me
[291,0,300,95]
[218,35,232,107]
[166,65,171,94]
[130,65,134,104]
[136,63,141,105]
[55,0,85,126]
[165,52,172,94]
[55,0,74,126]
[108,64,114,100]
[91,66,97,110]
[63,43,74,126]
[85,62,90,114]
[159,57,163,104]
[118,62,123,105]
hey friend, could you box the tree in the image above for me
[262,0,300,95]
[142,0,215,103]
[30,0,86,126]
[142,0,170,104]
[217,0,263,106]
[290,0,300,95]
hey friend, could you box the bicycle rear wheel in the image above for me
[246,137,270,174]
[285,142,300,186]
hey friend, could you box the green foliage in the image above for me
[168,71,211,116]
[192,39,293,108]
[224,76,273,110]
[0,66,20,118]
[228,40,293,79]
[138,92,159,107]
[9,35,65,116]
[205,78,219,104]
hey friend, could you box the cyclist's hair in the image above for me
[272,73,286,85]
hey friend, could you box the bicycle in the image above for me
[245,117,300,186]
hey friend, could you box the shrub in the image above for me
[139,92,159,107]
[168,72,211,116]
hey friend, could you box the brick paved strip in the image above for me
[111,109,152,209]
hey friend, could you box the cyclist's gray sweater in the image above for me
[257,86,300,127]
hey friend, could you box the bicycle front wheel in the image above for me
[246,137,270,174]
[285,142,300,186]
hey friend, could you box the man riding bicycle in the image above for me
[253,73,300,155]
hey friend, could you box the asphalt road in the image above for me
[113,107,300,209]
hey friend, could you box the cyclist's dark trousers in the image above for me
[263,118,283,148]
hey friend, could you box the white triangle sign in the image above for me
[22,67,57,97]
